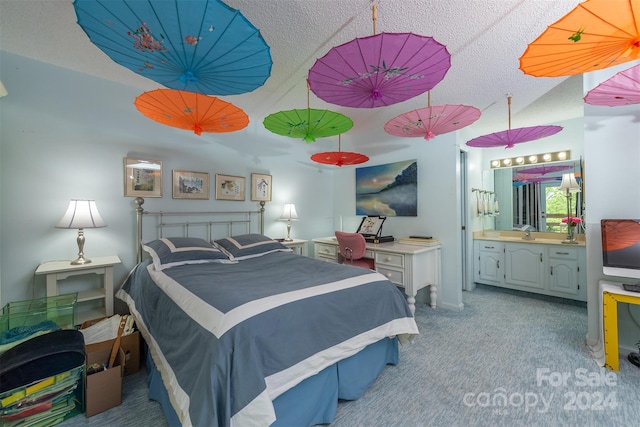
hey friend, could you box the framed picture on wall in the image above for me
[123,158,162,197]
[172,170,209,199]
[215,174,246,201]
[251,173,272,202]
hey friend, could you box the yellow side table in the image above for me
[600,281,640,371]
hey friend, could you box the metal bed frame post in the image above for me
[134,197,266,264]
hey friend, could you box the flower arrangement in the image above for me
[562,216,582,227]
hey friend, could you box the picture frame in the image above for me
[356,215,386,237]
[215,174,246,201]
[251,173,272,202]
[123,158,162,198]
[172,170,209,199]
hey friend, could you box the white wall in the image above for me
[583,61,640,352]
[332,130,464,310]
[0,52,334,307]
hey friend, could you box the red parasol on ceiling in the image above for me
[384,92,481,140]
[466,96,563,149]
[519,0,640,77]
[311,135,369,167]
[307,5,450,109]
[134,89,248,135]
[584,63,640,106]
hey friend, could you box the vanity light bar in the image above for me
[490,150,570,169]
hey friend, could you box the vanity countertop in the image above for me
[473,230,585,247]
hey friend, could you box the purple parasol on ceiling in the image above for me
[584,63,640,106]
[308,6,450,109]
[308,32,450,109]
[518,165,573,175]
[466,95,563,149]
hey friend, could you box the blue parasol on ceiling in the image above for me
[73,0,272,96]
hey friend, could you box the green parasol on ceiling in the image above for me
[263,108,353,143]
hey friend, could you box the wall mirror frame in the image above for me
[489,158,584,234]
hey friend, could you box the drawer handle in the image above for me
[385,257,392,262]
[386,273,392,278]
[540,253,543,262]
[555,252,570,255]
[485,246,494,249]
[497,260,500,269]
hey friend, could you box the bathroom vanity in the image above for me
[473,231,586,302]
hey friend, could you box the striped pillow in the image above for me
[142,237,233,270]
[214,234,291,261]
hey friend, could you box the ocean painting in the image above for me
[356,160,417,216]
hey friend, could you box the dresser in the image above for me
[312,237,441,314]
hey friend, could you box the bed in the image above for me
[116,198,419,426]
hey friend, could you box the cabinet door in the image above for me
[505,244,545,289]
[548,258,579,296]
[478,251,504,284]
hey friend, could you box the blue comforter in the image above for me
[116,251,418,427]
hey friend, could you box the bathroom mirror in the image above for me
[491,160,584,233]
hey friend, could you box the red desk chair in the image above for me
[335,231,375,270]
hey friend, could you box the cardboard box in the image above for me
[81,316,141,376]
[85,347,124,417]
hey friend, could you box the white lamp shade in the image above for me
[558,173,581,192]
[279,203,299,220]
[56,199,106,229]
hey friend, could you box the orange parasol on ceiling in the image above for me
[134,89,248,136]
[519,0,640,77]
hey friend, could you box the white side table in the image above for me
[35,255,121,324]
[282,239,308,256]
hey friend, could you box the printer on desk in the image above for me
[356,215,394,244]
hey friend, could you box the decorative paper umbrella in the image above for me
[263,83,353,143]
[263,109,353,143]
[307,5,450,108]
[310,135,369,167]
[466,96,563,149]
[519,0,640,77]
[134,89,248,135]
[74,0,272,95]
[384,92,481,140]
[584,63,640,106]
[513,172,543,182]
[517,164,573,175]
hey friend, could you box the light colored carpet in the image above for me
[59,284,640,426]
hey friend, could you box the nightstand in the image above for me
[35,255,121,324]
[282,239,308,256]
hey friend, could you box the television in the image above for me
[601,219,640,281]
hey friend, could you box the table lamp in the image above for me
[558,173,581,244]
[279,203,299,242]
[56,199,106,264]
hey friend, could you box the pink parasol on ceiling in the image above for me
[384,92,481,140]
[310,134,369,167]
[466,95,563,149]
[584,63,640,106]
[307,5,450,109]
[517,164,573,175]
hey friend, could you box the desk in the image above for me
[313,237,441,314]
[597,280,640,371]
[35,255,121,324]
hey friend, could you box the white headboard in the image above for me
[134,197,265,263]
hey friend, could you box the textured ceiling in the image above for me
[0,0,586,163]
